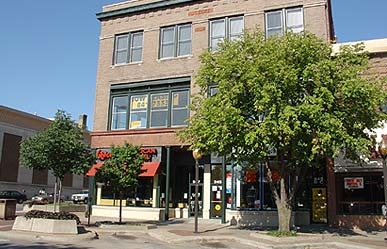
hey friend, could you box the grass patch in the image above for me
[266,230,297,237]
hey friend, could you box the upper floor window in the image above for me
[210,16,244,52]
[109,81,190,130]
[265,7,303,38]
[160,24,192,58]
[114,31,143,64]
[111,96,128,130]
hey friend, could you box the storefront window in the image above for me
[336,173,384,215]
[239,165,276,210]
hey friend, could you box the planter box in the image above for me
[12,216,78,234]
[23,204,86,213]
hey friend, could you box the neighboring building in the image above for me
[328,38,387,229]
[0,105,89,200]
[91,0,335,224]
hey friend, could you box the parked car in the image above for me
[31,193,64,204]
[71,190,89,204]
[0,190,27,204]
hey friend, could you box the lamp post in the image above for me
[379,137,387,213]
[192,149,202,233]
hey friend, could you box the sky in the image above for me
[1,0,387,130]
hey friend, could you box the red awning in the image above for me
[139,162,161,177]
[86,161,161,177]
[86,161,104,177]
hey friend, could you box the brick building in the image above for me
[91,0,335,224]
[328,38,387,229]
[0,105,89,200]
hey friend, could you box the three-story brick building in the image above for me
[91,0,335,223]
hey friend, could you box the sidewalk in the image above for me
[1,213,387,249]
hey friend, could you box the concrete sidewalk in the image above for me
[1,213,387,249]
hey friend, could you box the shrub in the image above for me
[266,230,297,237]
[24,210,81,225]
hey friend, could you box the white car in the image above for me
[31,193,64,204]
[71,190,89,204]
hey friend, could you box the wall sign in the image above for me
[344,177,364,189]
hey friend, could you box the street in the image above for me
[0,232,256,249]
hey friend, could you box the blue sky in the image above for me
[1,0,386,130]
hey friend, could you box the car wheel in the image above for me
[84,198,88,204]
[17,199,24,204]
[73,201,78,204]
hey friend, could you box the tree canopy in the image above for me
[96,143,145,194]
[96,143,146,223]
[178,31,387,231]
[20,110,95,181]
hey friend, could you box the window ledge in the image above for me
[111,61,143,68]
[157,55,193,62]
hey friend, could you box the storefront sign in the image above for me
[344,177,364,189]
[96,147,160,161]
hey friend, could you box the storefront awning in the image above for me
[86,161,104,177]
[86,161,161,177]
[139,162,161,177]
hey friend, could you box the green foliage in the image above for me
[24,210,81,225]
[20,110,95,180]
[266,230,297,237]
[178,31,387,231]
[96,143,146,194]
[179,31,387,166]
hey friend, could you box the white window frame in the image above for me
[265,7,304,38]
[160,24,192,58]
[209,16,244,52]
[114,31,143,65]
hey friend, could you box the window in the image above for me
[109,83,190,130]
[114,31,143,64]
[111,96,128,130]
[150,93,169,127]
[160,24,192,58]
[129,95,148,129]
[172,91,189,126]
[336,174,384,215]
[210,16,244,51]
[265,7,303,38]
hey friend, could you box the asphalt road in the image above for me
[0,233,256,249]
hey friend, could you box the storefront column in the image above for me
[152,175,159,208]
[236,179,241,208]
[221,156,226,223]
[165,146,171,220]
[326,157,336,226]
[96,182,103,205]
[203,164,211,219]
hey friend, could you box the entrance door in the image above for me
[312,187,327,223]
[189,183,203,217]
[210,184,222,218]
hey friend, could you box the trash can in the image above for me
[0,199,17,219]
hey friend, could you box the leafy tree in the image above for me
[20,110,95,209]
[96,143,145,223]
[178,31,387,231]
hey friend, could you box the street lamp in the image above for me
[192,149,202,233]
[378,136,387,217]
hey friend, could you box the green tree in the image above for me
[96,143,145,223]
[178,31,387,231]
[20,110,95,209]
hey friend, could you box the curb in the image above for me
[0,230,95,243]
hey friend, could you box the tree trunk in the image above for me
[119,191,123,223]
[276,178,292,232]
[277,198,291,231]
[54,178,58,212]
